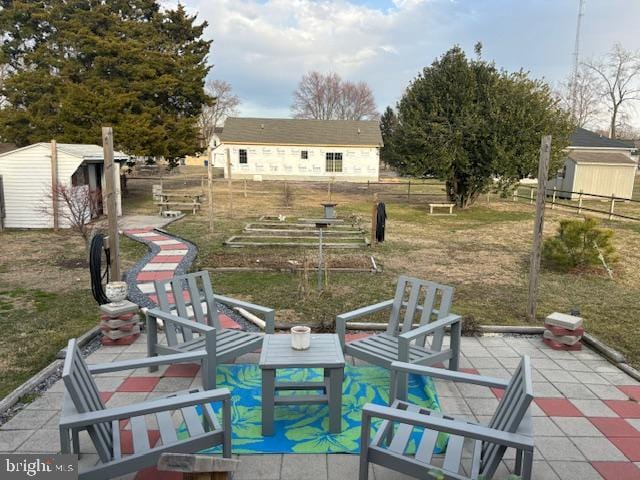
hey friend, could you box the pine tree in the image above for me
[0,1,211,165]
[379,106,399,168]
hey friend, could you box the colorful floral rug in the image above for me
[185,364,445,454]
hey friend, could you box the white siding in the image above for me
[573,164,636,200]
[0,144,118,229]
[219,143,379,182]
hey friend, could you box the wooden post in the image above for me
[207,146,214,233]
[50,140,59,230]
[226,150,232,218]
[551,186,557,209]
[513,187,518,202]
[529,186,534,205]
[243,179,247,198]
[578,190,583,214]
[102,127,121,281]
[609,194,615,220]
[527,136,551,323]
[328,180,332,201]
[371,194,379,246]
[407,180,411,202]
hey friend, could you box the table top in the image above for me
[259,334,345,369]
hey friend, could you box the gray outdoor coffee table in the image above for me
[259,333,345,436]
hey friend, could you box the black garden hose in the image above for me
[89,233,110,305]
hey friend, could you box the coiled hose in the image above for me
[89,233,111,305]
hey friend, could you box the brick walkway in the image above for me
[1,334,639,479]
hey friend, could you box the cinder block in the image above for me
[543,337,582,351]
[546,312,583,330]
[545,323,584,337]
[101,334,140,346]
[544,330,582,346]
[99,301,139,317]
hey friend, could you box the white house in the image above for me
[551,128,637,200]
[215,117,383,181]
[0,143,128,229]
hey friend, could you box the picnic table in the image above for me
[155,190,204,215]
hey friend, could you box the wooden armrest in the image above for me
[390,361,510,389]
[89,351,207,374]
[60,389,231,429]
[147,308,215,333]
[398,314,462,341]
[363,403,533,450]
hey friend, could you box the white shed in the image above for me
[551,128,637,200]
[0,143,128,229]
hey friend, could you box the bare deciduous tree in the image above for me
[291,72,378,120]
[42,183,101,244]
[584,44,640,138]
[198,79,240,148]
[560,66,601,128]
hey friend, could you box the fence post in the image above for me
[530,186,534,205]
[609,194,615,220]
[578,190,583,215]
[407,180,411,203]
[367,180,370,191]
[513,187,517,202]
[551,187,557,210]
[243,179,247,198]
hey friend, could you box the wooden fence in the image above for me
[513,184,640,222]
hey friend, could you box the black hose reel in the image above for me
[89,232,111,305]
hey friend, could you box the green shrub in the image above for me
[542,217,617,271]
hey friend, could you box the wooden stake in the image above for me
[578,190,583,214]
[207,146,214,233]
[328,180,332,201]
[50,140,59,231]
[609,193,615,220]
[527,135,551,323]
[102,127,121,281]
[226,149,232,218]
[551,186,557,209]
[407,180,411,202]
[243,179,247,198]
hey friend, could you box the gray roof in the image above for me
[219,117,383,147]
[54,143,129,160]
[568,151,637,165]
[569,128,632,149]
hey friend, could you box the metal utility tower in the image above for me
[570,0,586,118]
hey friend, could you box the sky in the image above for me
[174,0,640,128]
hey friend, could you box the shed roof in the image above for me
[0,142,129,160]
[568,151,637,165]
[569,128,632,149]
[219,117,383,147]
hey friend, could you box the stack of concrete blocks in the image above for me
[543,312,584,351]
[99,300,141,346]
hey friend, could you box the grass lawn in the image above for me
[140,173,640,368]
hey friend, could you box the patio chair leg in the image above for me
[59,426,71,454]
[449,320,461,371]
[146,313,159,373]
[359,413,371,480]
[201,330,217,390]
[520,449,534,480]
[222,397,232,458]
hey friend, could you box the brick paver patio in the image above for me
[2,334,640,479]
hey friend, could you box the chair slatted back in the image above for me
[154,271,220,346]
[62,339,113,463]
[480,356,533,479]
[387,276,454,348]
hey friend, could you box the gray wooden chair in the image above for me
[359,357,534,480]
[59,338,232,480]
[147,270,275,389]
[336,275,461,396]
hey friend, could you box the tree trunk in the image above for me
[610,104,618,139]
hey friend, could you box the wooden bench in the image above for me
[428,203,455,215]
[156,201,202,215]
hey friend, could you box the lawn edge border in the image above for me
[0,326,100,415]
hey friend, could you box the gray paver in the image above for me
[18,429,60,452]
[531,358,562,370]
[532,417,564,436]
[0,409,56,430]
[571,371,611,385]
[0,430,34,452]
[571,399,619,417]
[235,454,283,480]
[536,437,585,461]
[466,397,499,416]
[105,392,148,408]
[549,461,605,480]
[586,383,629,400]
[327,454,373,480]
[572,436,628,461]
[532,381,564,397]
[153,377,194,392]
[372,464,415,479]
[553,382,598,399]
[538,369,578,383]
[281,454,327,480]
[24,392,64,410]
[467,356,502,369]
[552,417,603,437]
[531,460,561,479]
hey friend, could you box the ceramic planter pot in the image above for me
[290,325,311,350]
[106,281,128,305]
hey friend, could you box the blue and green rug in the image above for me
[184,364,445,454]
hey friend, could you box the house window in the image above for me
[325,152,343,173]
[301,150,308,160]
[239,149,248,164]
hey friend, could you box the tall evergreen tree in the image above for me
[0,1,211,164]
[394,45,573,208]
[379,106,399,168]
